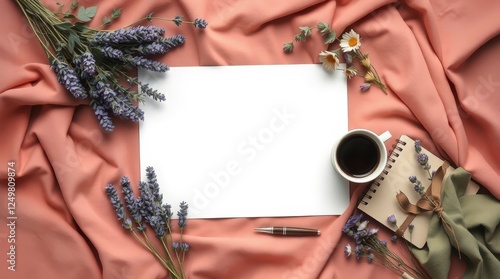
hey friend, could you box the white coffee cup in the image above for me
[331,129,392,183]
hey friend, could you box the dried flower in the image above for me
[319,50,340,71]
[391,235,398,242]
[344,66,358,79]
[282,42,294,53]
[177,201,188,229]
[417,153,429,166]
[364,71,376,83]
[342,213,428,279]
[194,18,208,29]
[408,223,414,233]
[105,166,190,278]
[283,25,388,94]
[387,214,397,225]
[360,56,371,68]
[340,29,361,52]
[345,243,352,257]
[360,83,371,92]
[15,0,207,132]
[414,139,422,153]
[343,52,353,64]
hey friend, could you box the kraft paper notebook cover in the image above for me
[357,135,479,248]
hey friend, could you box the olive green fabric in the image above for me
[411,168,500,279]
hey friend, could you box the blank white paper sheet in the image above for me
[139,64,349,219]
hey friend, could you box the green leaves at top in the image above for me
[323,30,336,44]
[77,6,97,22]
[316,22,336,44]
[103,8,122,26]
[294,26,312,42]
[316,22,330,34]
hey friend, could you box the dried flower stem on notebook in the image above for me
[105,167,190,279]
[283,23,387,94]
[342,213,430,279]
[14,0,207,132]
[400,140,461,258]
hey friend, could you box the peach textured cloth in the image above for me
[1,0,499,278]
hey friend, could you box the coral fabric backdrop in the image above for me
[1,0,499,278]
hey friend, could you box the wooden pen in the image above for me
[255,227,321,236]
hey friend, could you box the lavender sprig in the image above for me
[177,201,188,229]
[50,57,88,99]
[104,166,190,278]
[15,0,207,132]
[342,214,428,279]
[91,26,166,45]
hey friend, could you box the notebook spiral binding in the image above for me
[358,138,408,206]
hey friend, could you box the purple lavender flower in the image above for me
[343,52,352,64]
[408,223,414,233]
[417,153,428,166]
[194,18,208,29]
[354,229,368,244]
[355,244,363,260]
[100,46,124,59]
[172,15,183,26]
[343,213,364,231]
[408,175,417,183]
[105,184,132,230]
[92,26,166,45]
[91,82,144,124]
[387,214,397,225]
[106,93,145,122]
[140,83,166,102]
[172,241,180,250]
[139,181,165,237]
[126,55,169,72]
[181,243,190,252]
[80,53,96,76]
[136,35,186,55]
[177,201,188,229]
[91,101,115,132]
[134,197,147,232]
[391,235,398,242]
[367,253,375,263]
[50,57,88,99]
[414,139,422,153]
[121,176,143,226]
[380,240,387,247]
[410,176,425,195]
[360,83,371,92]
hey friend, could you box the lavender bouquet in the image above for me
[15,0,207,132]
[342,213,429,279]
[106,166,190,279]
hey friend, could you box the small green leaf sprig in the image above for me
[105,166,190,279]
[283,22,387,94]
[15,0,208,132]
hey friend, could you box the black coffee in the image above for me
[336,134,380,177]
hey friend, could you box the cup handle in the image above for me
[378,131,392,142]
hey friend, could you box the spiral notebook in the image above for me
[357,135,479,248]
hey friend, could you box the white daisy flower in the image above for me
[340,29,361,52]
[319,50,339,71]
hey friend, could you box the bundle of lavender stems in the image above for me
[15,0,207,131]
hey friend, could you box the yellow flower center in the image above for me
[326,55,336,63]
[348,37,358,47]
